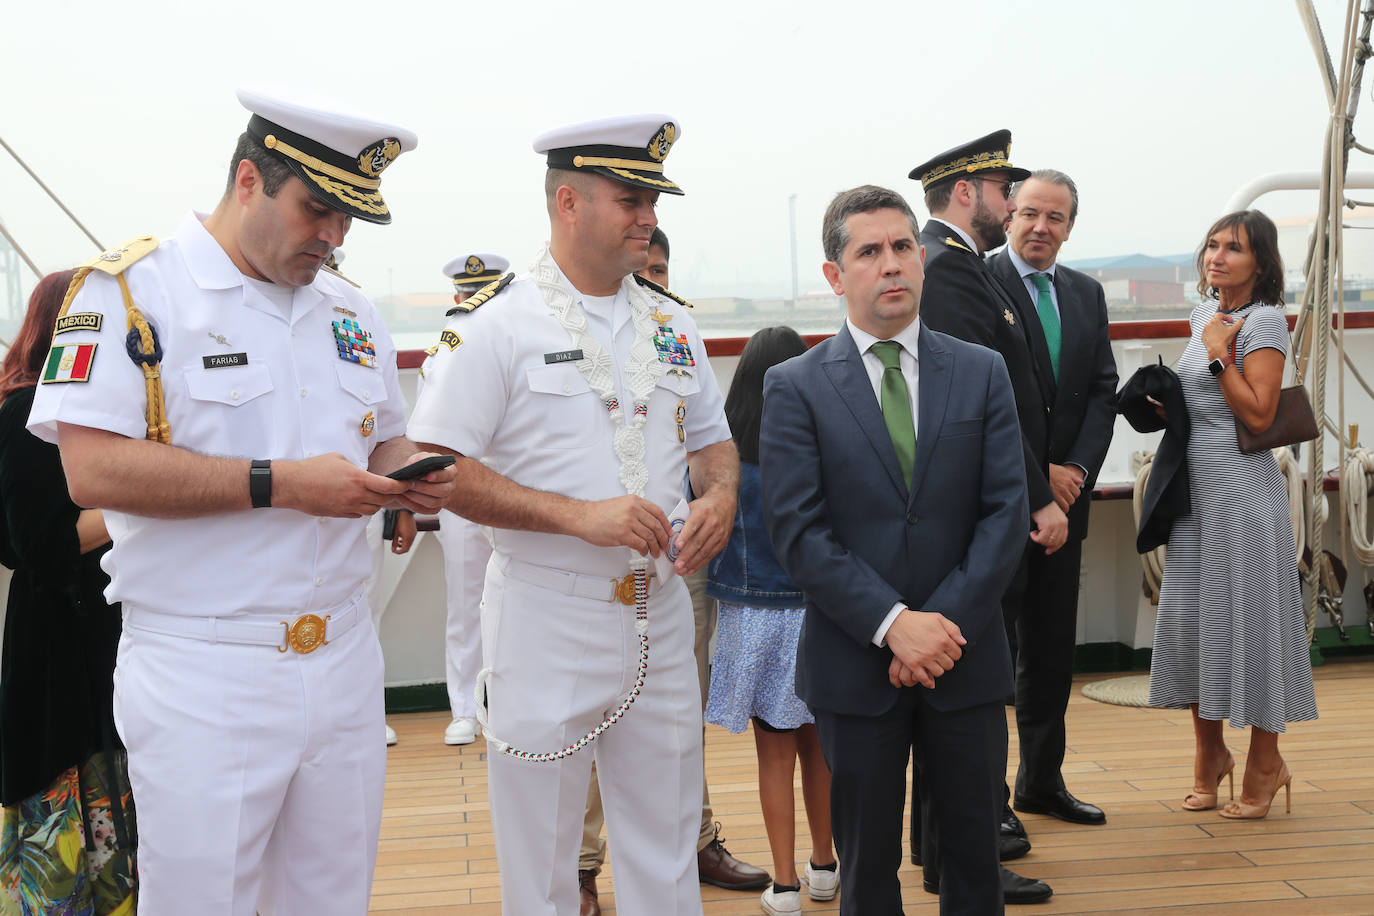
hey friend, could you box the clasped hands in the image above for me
[885,608,966,689]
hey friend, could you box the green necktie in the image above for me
[1031,272,1061,381]
[870,341,915,485]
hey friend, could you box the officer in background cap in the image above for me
[409,252,509,747]
[29,87,455,915]
[906,129,1054,905]
[409,115,737,915]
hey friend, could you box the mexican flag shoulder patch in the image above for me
[41,343,97,384]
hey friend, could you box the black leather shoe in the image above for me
[1002,804,1028,840]
[923,866,1053,904]
[1001,867,1053,904]
[1014,789,1106,825]
[915,835,1028,864]
[999,832,1031,861]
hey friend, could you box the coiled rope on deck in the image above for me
[1342,448,1374,566]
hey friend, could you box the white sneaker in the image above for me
[385,724,398,746]
[444,716,477,745]
[760,884,801,916]
[804,861,839,901]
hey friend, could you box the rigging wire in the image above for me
[0,218,42,279]
[0,134,104,253]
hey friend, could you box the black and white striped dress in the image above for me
[1148,302,1318,732]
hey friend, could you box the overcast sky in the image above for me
[1,0,1366,303]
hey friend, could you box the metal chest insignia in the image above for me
[361,411,376,437]
[653,325,696,368]
[1004,308,1016,326]
[333,318,377,367]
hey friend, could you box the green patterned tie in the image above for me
[1032,272,1061,381]
[870,341,915,484]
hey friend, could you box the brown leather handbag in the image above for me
[1235,384,1319,452]
[1228,338,1319,453]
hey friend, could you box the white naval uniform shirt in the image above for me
[408,254,731,578]
[28,211,407,618]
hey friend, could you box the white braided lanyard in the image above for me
[476,244,665,761]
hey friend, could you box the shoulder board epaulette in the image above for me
[633,273,693,309]
[322,263,361,288]
[424,345,439,357]
[446,271,514,316]
[83,235,159,276]
[943,236,973,254]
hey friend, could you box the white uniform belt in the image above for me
[498,555,660,604]
[124,590,362,653]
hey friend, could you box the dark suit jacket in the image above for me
[1115,361,1191,552]
[760,323,1028,716]
[989,251,1119,541]
[917,221,1054,516]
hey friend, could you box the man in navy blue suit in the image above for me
[761,185,1029,914]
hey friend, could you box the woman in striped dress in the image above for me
[1148,210,1317,819]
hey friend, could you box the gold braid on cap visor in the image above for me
[920,153,1013,188]
[454,275,500,289]
[302,168,389,217]
[264,135,383,189]
[571,155,665,172]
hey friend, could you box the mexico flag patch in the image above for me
[41,343,96,384]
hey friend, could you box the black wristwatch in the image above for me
[249,459,273,508]
[1207,357,1230,378]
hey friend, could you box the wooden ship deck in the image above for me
[371,658,1374,914]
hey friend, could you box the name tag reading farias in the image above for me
[202,352,249,369]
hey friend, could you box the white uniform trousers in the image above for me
[483,557,704,916]
[439,508,490,718]
[366,511,387,631]
[113,594,387,916]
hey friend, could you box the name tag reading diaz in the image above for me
[202,352,249,369]
[543,349,584,364]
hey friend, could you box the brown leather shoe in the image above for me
[697,824,770,890]
[578,869,601,916]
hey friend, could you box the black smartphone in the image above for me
[386,454,456,481]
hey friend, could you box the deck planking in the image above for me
[371,658,1374,914]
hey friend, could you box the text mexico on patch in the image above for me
[42,343,96,383]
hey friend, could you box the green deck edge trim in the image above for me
[385,682,451,714]
[1073,642,1152,673]
[1310,624,1374,667]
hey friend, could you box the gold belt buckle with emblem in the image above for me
[609,573,638,606]
[279,614,331,654]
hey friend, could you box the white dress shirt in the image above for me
[1007,245,1060,319]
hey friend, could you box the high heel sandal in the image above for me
[1182,755,1235,811]
[1220,763,1292,819]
